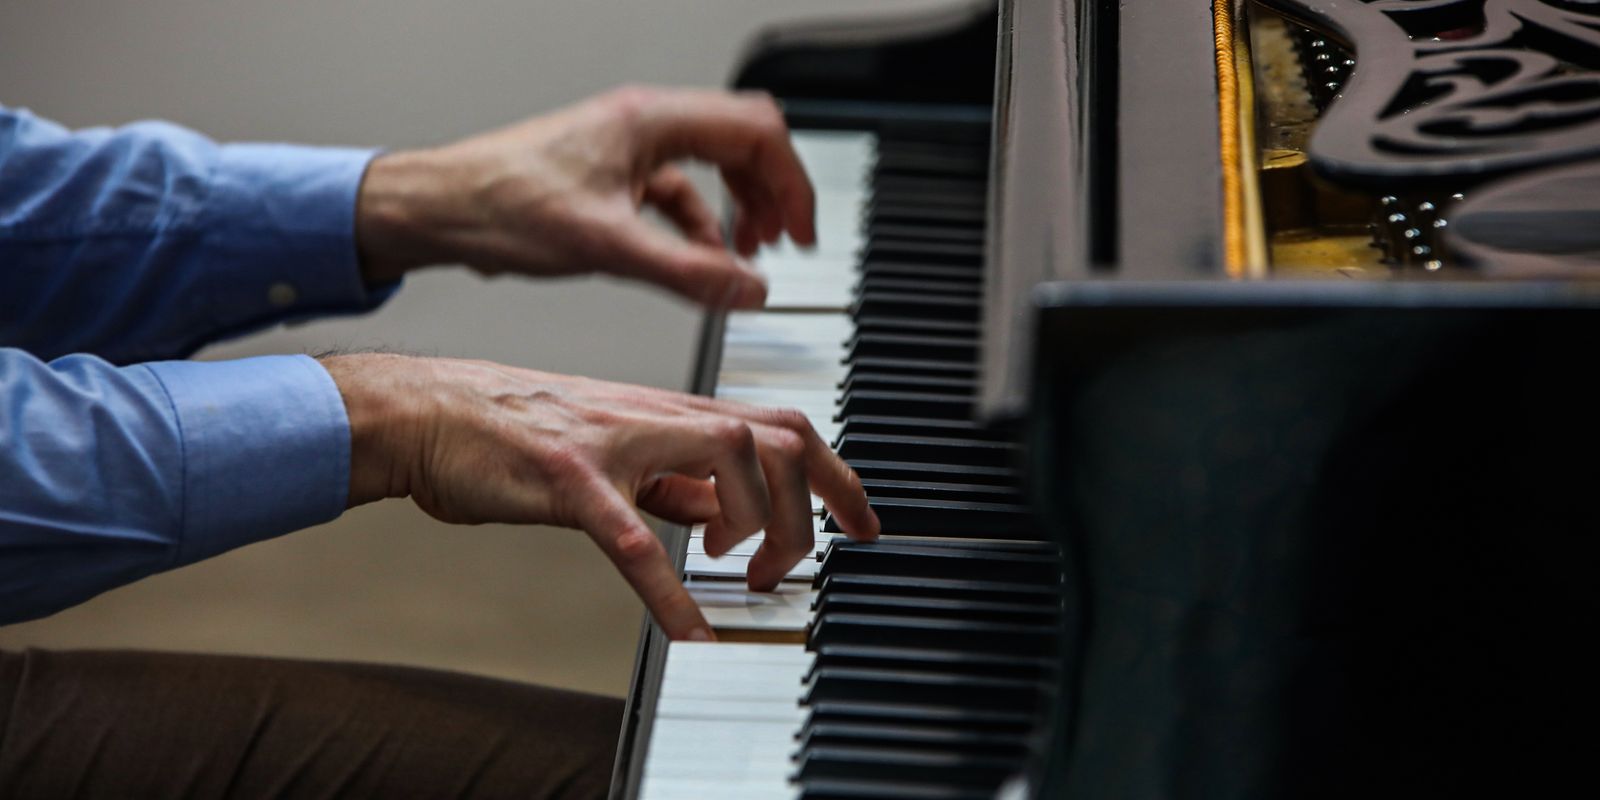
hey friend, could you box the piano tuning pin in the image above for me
[1425,259,1444,271]
[1403,228,1422,241]
[1433,218,1448,231]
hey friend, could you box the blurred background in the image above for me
[0,0,943,697]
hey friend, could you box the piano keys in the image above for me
[613,0,1600,797]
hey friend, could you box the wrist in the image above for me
[355,149,457,285]
[319,353,426,507]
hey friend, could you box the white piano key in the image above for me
[639,777,797,800]
[655,694,806,723]
[790,130,875,189]
[762,277,855,310]
[687,537,826,558]
[689,583,818,632]
[660,641,809,665]
[715,386,838,408]
[716,368,847,391]
[639,643,809,800]
[722,317,850,344]
[684,552,817,581]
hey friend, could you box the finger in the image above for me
[644,165,723,248]
[731,208,760,258]
[744,426,816,592]
[637,415,773,542]
[612,218,767,309]
[722,168,784,249]
[696,405,878,541]
[578,479,714,641]
[634,88,816,247]
[637,474,720,525]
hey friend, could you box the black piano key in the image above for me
[794,745,1022,787]
[865,203,986,228]
[859,239,984,266]
[811,593,1058,625]
[860,223,985,245]
[823,537,1058,555]
[856,479,1021,505]
[851,317,981,337]
[803,701,1036,737]
[814,542,1060,584]
[802,668,1049,710]
[855,276,981,297]
[834,434,1014,467]
[874,151,990,179]
[850,293,981,325]
[812,574,1060,607]
[826,497,1033,538]
[838,372,977,394]
[835,389,974,420]
[857,261,984,282]
[796,777,996,800]
[798,722,1030,758]
[845,357,977,377]
[806,642,1059,682]
[806,613,1058,656]
[834,415,1009,440]
[845,459,1017,486]
[870,175,987,198]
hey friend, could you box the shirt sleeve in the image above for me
[0,348,349,624]
[0,104,396,364]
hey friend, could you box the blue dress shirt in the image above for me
[1,103,390,624]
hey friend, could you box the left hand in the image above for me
[354,85,815,309]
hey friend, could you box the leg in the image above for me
[0,648,621,800]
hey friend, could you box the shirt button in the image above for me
[267,282,298,308]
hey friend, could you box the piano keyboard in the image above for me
[635,127,1065,800]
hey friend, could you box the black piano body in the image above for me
[613,0,1600,796]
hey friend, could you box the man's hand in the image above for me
[320,353,878,641]
[355,86,815,309]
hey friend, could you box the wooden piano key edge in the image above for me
[711,627,809,645]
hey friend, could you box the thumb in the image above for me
[614,219,767,310]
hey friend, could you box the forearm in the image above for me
[0,348,349,623]
[0,105,391,363]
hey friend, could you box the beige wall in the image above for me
[0,0,946,696]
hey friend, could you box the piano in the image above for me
[611,0,1600,797]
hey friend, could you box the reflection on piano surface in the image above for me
[612,1,1600,797]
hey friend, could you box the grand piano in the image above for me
[611,1,1600,797]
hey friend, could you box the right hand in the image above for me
[320,353,879,642]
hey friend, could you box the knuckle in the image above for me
[767,428,806,461]
[612,526,666,566]
[710,418,756,452]
[604,84,654,123]
[539,443,595,482]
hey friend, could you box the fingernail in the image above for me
[687,627,716,642]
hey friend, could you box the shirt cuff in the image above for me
[142,354,350,566]
[200,143,398,330]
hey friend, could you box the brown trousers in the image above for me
[0,649,621,799]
